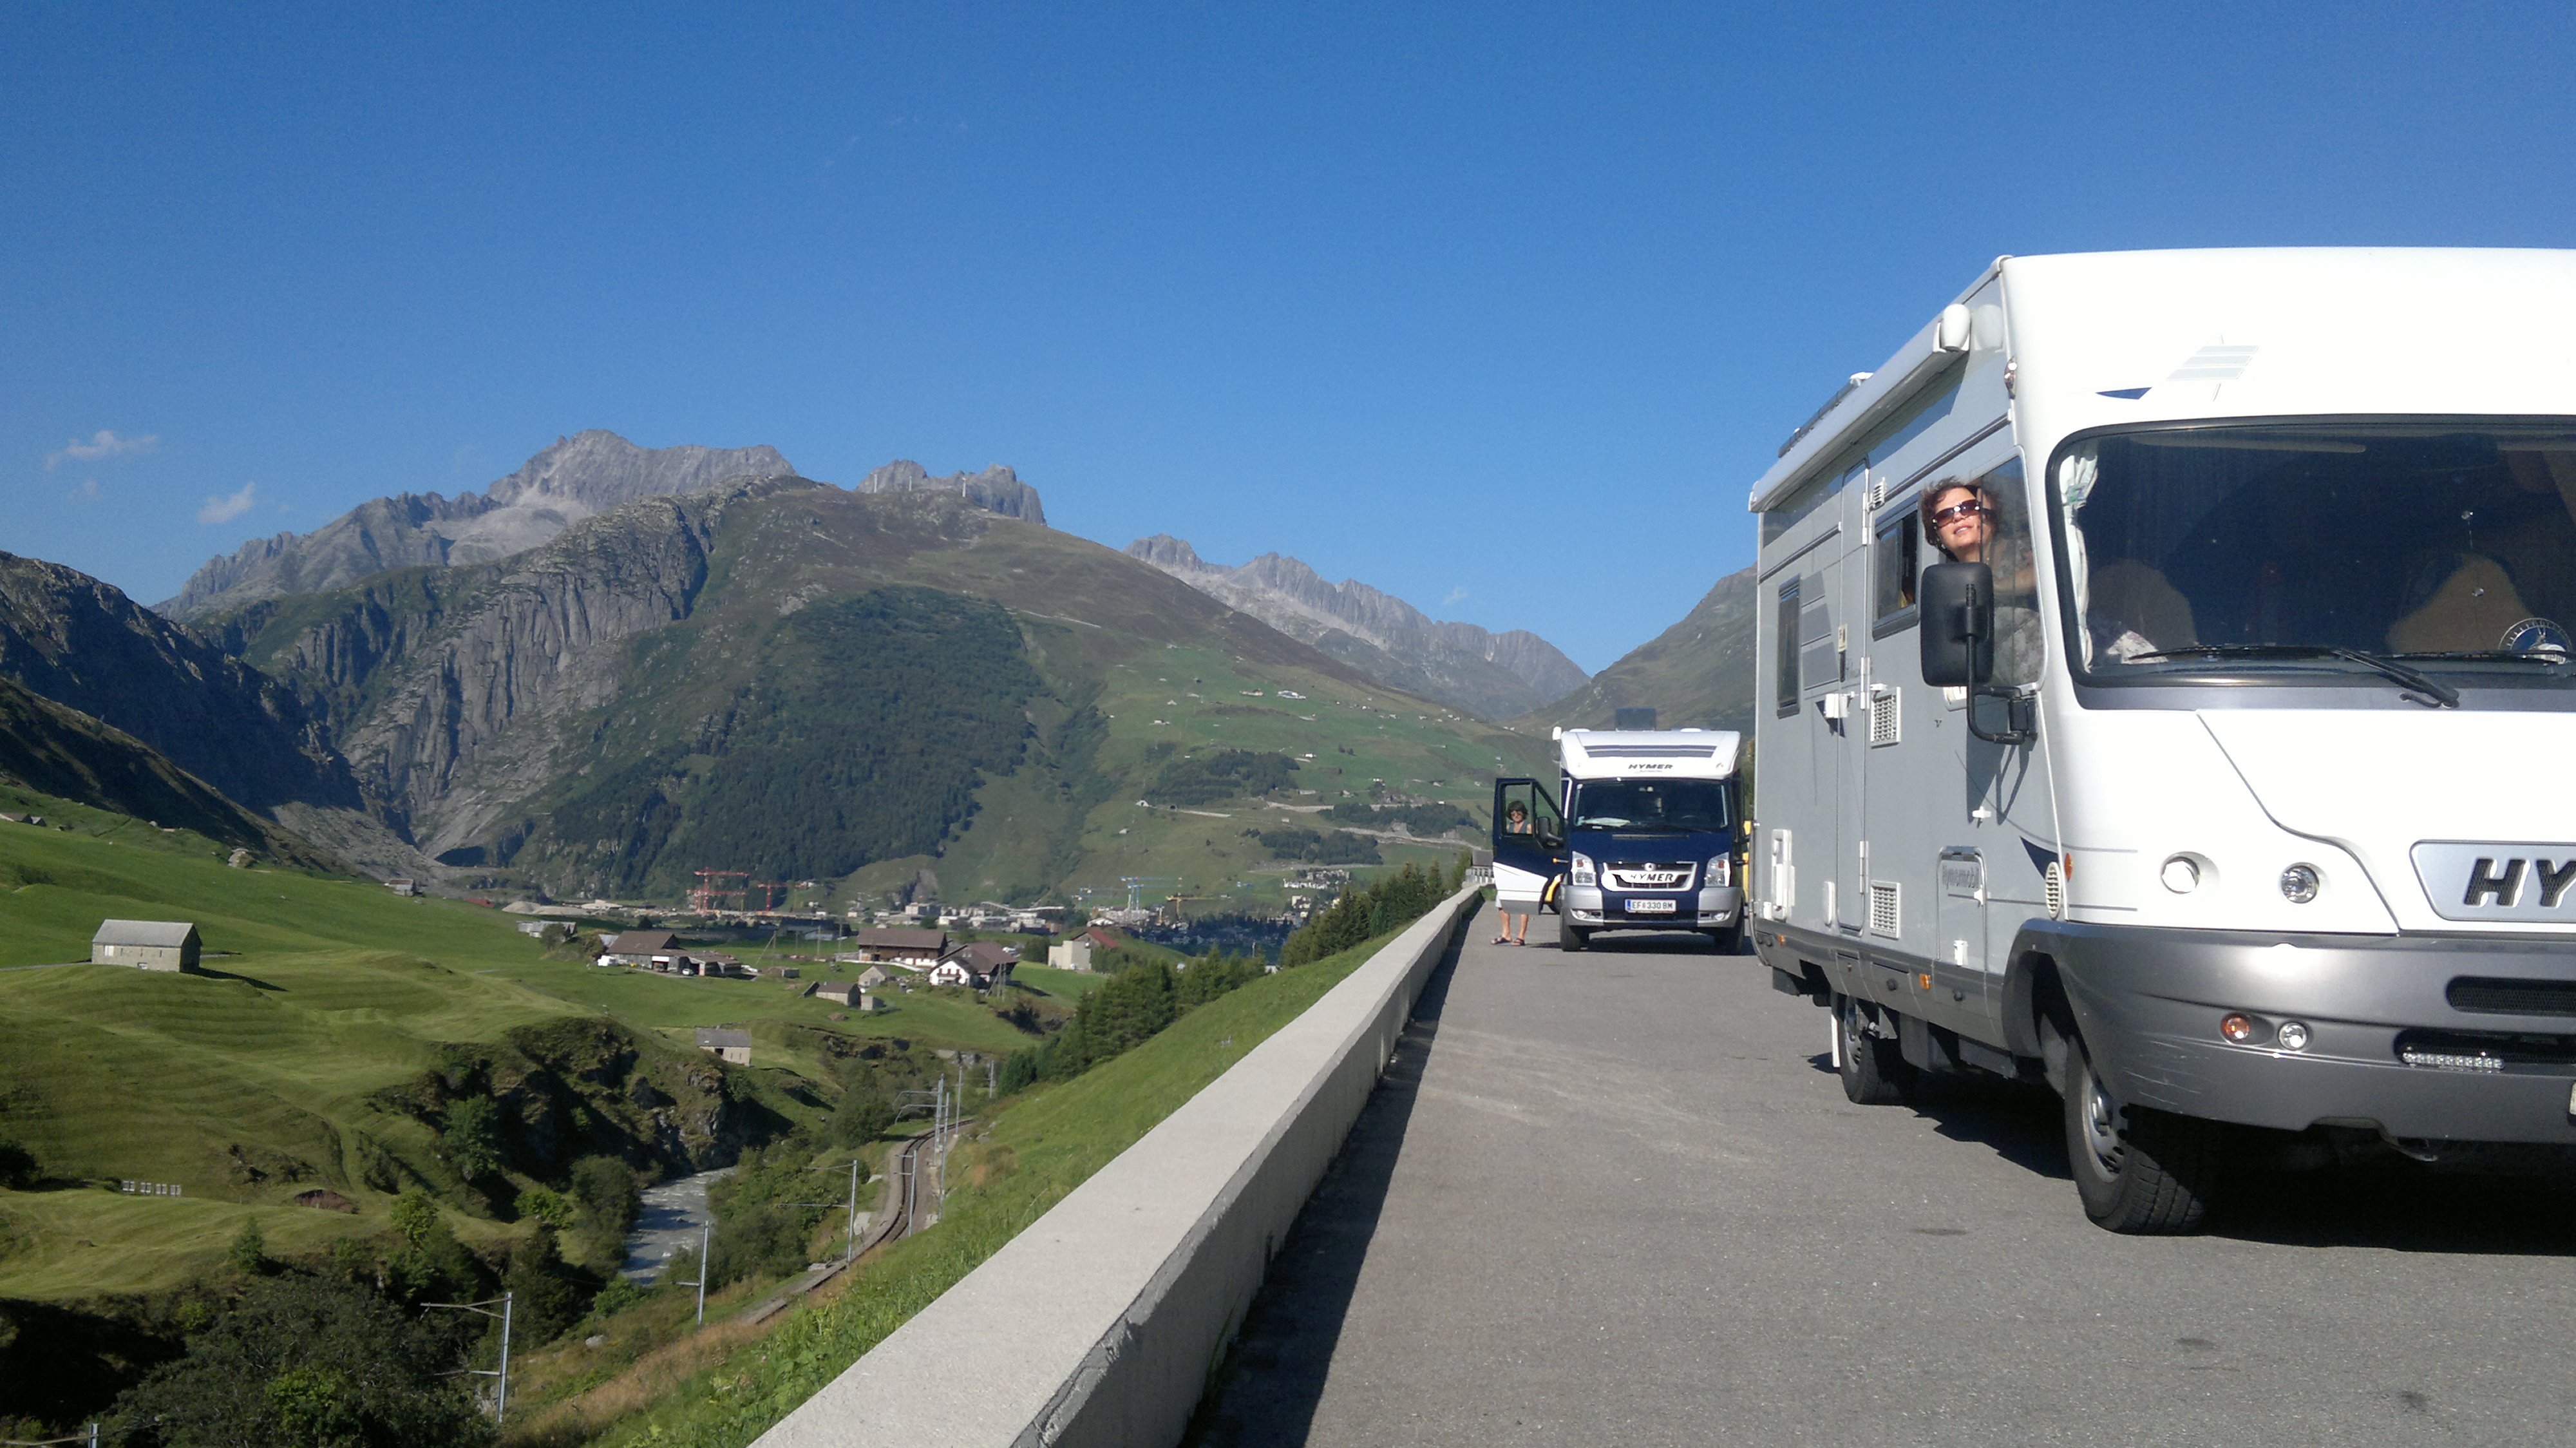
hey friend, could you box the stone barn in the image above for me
[91,920,200,972]
[695,1027,752,1065]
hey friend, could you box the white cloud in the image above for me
[46,429,158,470]
[66,478,101,502]
[198,481,258,525]
[1443,585,1470,606]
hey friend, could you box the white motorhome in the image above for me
[1494,727,1745,953]
[1749,249,2576,1232]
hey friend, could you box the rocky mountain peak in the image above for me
[1122,535,1589,720]
[1123,534,1211,572]
[487,430,793,511]
[858,461,1048,526]
[162,430,795,620]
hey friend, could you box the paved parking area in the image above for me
[1193,905,2576,1447]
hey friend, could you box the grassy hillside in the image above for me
[529,913,1439,1448]
[0,794,1059,1301]
[1517,564,1757,736]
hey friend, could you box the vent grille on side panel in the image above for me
[1867,688,1900,747]
[2043,860,2066,920]
[1868,881,1900,938]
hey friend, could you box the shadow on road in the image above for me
[1184,906,1473,1448]
[1812,1048,2576,1253]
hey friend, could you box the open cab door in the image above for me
[1492,777,1567,910]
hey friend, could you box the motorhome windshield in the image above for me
[2052,421,2576,691]
[1568,779,1731,833]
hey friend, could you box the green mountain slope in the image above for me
[214,481,1550,907]
[0,677,335,868]
[1515,564,1757,736]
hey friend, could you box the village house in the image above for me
[91,920,200,973]
[844,927,947,968]
[855,964,894,989]
[1046,928,1124,972]
[929,940,1017,991]
[383,877,419,897]
[694,1028,752,1065]
[599,929,679,968]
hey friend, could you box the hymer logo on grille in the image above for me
[2412,843,2576,922]
[2463,857,2576,908]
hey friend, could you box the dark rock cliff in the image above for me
[227,477,793,860]
[0,552,374,819]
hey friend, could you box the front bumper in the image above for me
[2026,921,2576,1144]
[1564,884,1742,930]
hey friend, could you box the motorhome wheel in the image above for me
[1559,925,1591,953]
[1835,995,1911,1105]
[2063,1043,2221,1234]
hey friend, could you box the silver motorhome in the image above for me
[1750,248,2576,1232]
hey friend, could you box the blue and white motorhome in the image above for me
[1493,727,1744,952]
[1750,248,2576,1234]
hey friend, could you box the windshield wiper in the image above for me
[2123,644,2460,707]
[2386,649,2571,665]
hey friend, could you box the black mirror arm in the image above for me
[1965,684,2035,746]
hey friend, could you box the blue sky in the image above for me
[6,3,2573,670]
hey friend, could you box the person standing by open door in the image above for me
[1490,779,1566,946]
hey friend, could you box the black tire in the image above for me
[2063,1041,2221,1234]
[1705,925,1744,955]
[1835,994,1911,1105]
[1560,924,1591,953]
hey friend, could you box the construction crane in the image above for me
[1119,875,1176,911]
[689,870,749,915]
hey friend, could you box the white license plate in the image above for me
[1625,899,1676,914]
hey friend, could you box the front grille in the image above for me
[1605,862,1696,892]
[2448,976,2576,1017]
[2394,1027,2576,1071]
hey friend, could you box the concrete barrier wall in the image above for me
[756,885,1482,1448]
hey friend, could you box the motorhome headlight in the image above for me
[1706,854,1731,888]
[2159,855,2201,894]
[2279,864,2321,904]
[1571,853,1597,886]
[2276,1020,2311,1053]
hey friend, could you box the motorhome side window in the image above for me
[1873,508,1920,631]
[1774,578,1800,716]
[2052,423,2576,693]
[1924,458,2041,685]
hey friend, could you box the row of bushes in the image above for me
[1252,825,1381,864]
[991,853,1472,1092]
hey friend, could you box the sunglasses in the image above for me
[1929,499,1988,526]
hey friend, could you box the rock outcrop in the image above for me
[857,461,1047,526]
[162,430,793,619]
[1124,535,1589,719]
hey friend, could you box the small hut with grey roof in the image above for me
[92,920,202,973]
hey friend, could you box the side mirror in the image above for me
[1919,561,1995,687]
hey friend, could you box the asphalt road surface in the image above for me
[1191,904,2576,1447]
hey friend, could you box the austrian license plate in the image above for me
[1624,898,1676,915]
